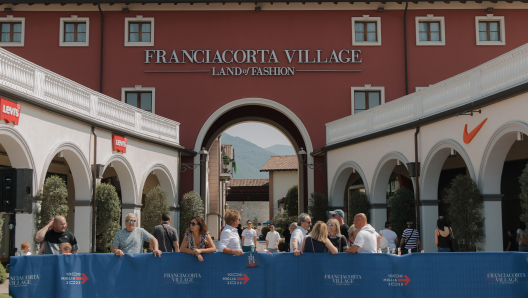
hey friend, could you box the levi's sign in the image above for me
[144,49,362,76]
[0,98,21,125]
[112,135,127,153]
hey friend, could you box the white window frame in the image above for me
[125,16,154,47]
[59,16,89,47]
[351,15,382,46]
[415,15,445,46]
[0,16,25,47]
[475,15,505,46]
[121,86,156,114]
[351,85,385,115]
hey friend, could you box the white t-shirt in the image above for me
[290,226,307,252]
[517,229,524,246]
[21,251,32,256]
[354,225,378,253]
[241,229,257,246]
[266,231,281,249]
[379,229,398,249]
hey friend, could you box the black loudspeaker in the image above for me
[0,168,33,213]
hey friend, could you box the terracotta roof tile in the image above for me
[229,179,269,187]
[260,155,298,172]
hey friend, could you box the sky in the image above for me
[223,122,291,148]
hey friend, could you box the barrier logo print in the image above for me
[324,274,362,286]
[223,273,250,285]
[487,273,526,285]
[383,274,411,286]
[9,274,39,287]
[164,273,202,285]
[61,272,89,285]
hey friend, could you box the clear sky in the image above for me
[223,122,291,148]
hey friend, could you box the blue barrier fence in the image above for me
[9,252,528,298]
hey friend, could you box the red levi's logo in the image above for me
[0,98,21,125]
[112,135,127,153]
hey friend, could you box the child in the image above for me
[506,229,518,251]
[59,243,72,255]
[21,242,32,256]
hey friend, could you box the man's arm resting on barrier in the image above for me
[223,247,243,256]
[112,246,124,257]
[149,237,162,257]
[293,238,302,256]
[345,245,359,254]
[174,241,180,253]
[35,219,53,242]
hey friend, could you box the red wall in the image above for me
[3,9,527,153]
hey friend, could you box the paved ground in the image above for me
[0,274,8,294]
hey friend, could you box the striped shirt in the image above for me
[401,228,419,249]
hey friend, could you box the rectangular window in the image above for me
[479,21,500,41]
[355,22,377,42]
[1,23,21,43]
[64,22,86,43]
[419,22,441,42]
[354,91,380,114]
[129,22,151,43]
[125,92,152,112]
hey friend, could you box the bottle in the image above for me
[397,248,401,256]
[387,247,390,254]
[421,250,425,253]
[392,248,396,255]
[408,249,411,254]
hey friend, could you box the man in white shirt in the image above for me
[217,210,243,256]
[379,221,398,252]
[291,213,312,256]
[265,224,281,253]
[241,220,258,252]
[346,213,379,253]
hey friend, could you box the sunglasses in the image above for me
[327,224,334,227]
[305,221,312,224]
[190,222,198,226]
[126,219,137,223]
[247,223,252,225]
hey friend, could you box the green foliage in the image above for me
[222,154,231,166]
[270,209,297,229]
[35,175,68,235]
[0,295,11,298]
[180,191,205,240]
[347,191,370,226]
[232,160,237,174]
[0,264,6,285]
[389,188,415,238]
[96,183,121,253]
[142,185,169,236]
[444,175,484,252]
[309,192,328,224]
[276,227,284,237]
[285,185,299,217]
[253,217,259,226]
[0,215,4,250]
[519,162,528,235]
[278,241,289,252]
[261,227,270,239]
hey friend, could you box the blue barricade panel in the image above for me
[8,252,528,298]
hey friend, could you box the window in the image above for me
[415,15,445,46]
[125,16,154,47]
[0,16,24,47]
[351,85,385,115]
[121,86,156,113]
[475,15,505,46]
[60,16,89,47]
[351,16,381,46]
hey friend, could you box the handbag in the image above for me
[449,227,458,252]
[400,229,415,252]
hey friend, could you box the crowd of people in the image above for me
[26,209,527,258]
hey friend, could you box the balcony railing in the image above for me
[326,43,528,146]
[0,48,180,146]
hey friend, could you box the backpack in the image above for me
[380,230,390,250]
[522,232,528,246]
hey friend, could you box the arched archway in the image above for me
[329,160,369,208]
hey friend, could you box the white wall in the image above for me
[272,171,298,216]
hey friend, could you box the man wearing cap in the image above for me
[400,221,420,253]
[330,209,349,240]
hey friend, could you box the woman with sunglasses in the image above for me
[327,218,347,252]
[302,221,338,254]
[180,216,216,262]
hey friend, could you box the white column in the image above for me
[74,201,92,253]
[370,205,387,232]
[419,202,438,252]
[122,204,142,227]
[15,214,34,254]
[481,194,503,252]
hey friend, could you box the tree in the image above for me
[309,192,328,224]
[285,184,298,217]
[270,209,297,229]
[389,188,415,238]
[180,191,205,240]
[96,183,121,253]
[444,175,484,252]
[142,185,169,235]
[518,162,528,237]
[347,191,370,226]
[34,175,68,235]
[253,216,259,226]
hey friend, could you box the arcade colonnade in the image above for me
[325,43,528,252]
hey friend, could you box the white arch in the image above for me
[101,154,138,205]
[371,151,412,204]
[40,141,92,201]
[421,139,476,201]
[329,161,369,207]
[479,120,528,194]
[193,97,314,198]
[0,125,36,188]
[139,163,177,207]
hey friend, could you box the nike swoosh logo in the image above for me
[463,118,487,144]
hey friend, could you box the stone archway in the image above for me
[329,161,369,208]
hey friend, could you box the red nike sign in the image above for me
[463,118,487,144]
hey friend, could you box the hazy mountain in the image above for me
[265,144,295,156]
[221,133,273,179]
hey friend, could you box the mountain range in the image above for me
[221,133,295,179]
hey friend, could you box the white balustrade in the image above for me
[326,43,528,146]
[0,48,180,146]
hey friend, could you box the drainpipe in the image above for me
[404,1,409,95]
[91,126,98,253]
[414,127,421,242]
[98,4,104,93]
